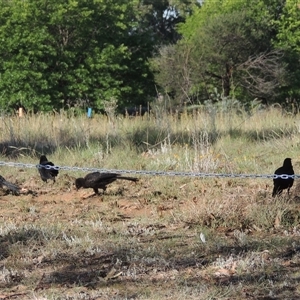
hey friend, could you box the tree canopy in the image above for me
[0,0,156,111]
[0,0,299,112]
[275,0,300,101]
[153,0,291,106]
[0,0,199,112]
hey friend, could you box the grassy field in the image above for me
[0,104,300,299]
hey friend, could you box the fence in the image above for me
[0,161,297,179]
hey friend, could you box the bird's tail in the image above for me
[3,180,20,192]
[272,187,282,198]
[117,176,138,182]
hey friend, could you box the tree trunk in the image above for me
[222,63,233,97]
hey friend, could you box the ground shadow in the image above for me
[1,227,300,299]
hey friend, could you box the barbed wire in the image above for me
[0,160,297,180]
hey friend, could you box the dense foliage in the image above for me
[0,0,191,111]
[0,0,299,112]
[0,0,140,111]
[275,0,300,102]
[154,0,300,107]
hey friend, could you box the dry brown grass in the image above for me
[0,105,300,299]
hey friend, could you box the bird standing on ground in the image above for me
[0,175,20,194]
[38,155,59,183]
[272,158,294,197]
[75,172,138,195]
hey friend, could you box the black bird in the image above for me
[75,172,138,194]
[0,175,20,194]
[272,158,294,197]
[38,155,59,183]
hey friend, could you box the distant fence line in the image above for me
[0,161,297,179]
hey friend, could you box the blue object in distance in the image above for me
[87,107,92,118]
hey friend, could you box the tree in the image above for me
[275,0,300,102]
[0,0,157,111]
[138,0,199,45]
[153,0,287,105]
[152,43,196,105]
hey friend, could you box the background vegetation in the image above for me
[0,1,300,297]
[0,0,299,112]
[0,104,300,298]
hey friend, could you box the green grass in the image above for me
[0,105,300,299]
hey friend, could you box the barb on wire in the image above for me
[0,161,298,179]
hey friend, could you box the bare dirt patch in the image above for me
[1,175,300,299]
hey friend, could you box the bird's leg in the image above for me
[93,188,99,195]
